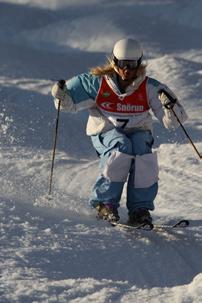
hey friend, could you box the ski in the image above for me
[110,219,189,231]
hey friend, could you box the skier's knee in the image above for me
[133,152,159,188]
[103,151,133,182]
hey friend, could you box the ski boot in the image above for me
[96,203,120,222]
[128,208,152,226]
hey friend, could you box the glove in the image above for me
[51,80,66,100]
[159,89,177,110]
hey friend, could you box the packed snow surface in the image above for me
[0,0,201,302]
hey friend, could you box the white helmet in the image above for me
[112,38,143,61]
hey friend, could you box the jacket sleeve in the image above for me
[54,73,101,112]
[147,78,188,129]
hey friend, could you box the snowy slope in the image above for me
[0,0,202,302]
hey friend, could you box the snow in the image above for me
[0,0,202,302]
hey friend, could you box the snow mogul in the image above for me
[51,38,187,225]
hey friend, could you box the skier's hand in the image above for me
[159,90,177,110]
[51,81,67,100]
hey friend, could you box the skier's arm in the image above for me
[147,78,188,129]
[51,73,101,112]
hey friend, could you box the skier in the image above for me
[51,38,187,225]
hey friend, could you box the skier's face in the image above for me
[116,65,138,82]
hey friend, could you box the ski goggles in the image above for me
[112,55,142,70]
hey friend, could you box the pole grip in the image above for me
[58,79,66,89]
[159,89,177,103]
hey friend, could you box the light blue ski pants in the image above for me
[89,128,158,214]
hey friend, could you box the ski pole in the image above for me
[48,79,66,196]
[159,89,202,159]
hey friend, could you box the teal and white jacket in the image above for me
[54,72,188,136]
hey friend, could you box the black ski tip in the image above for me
[172,219,189,228]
